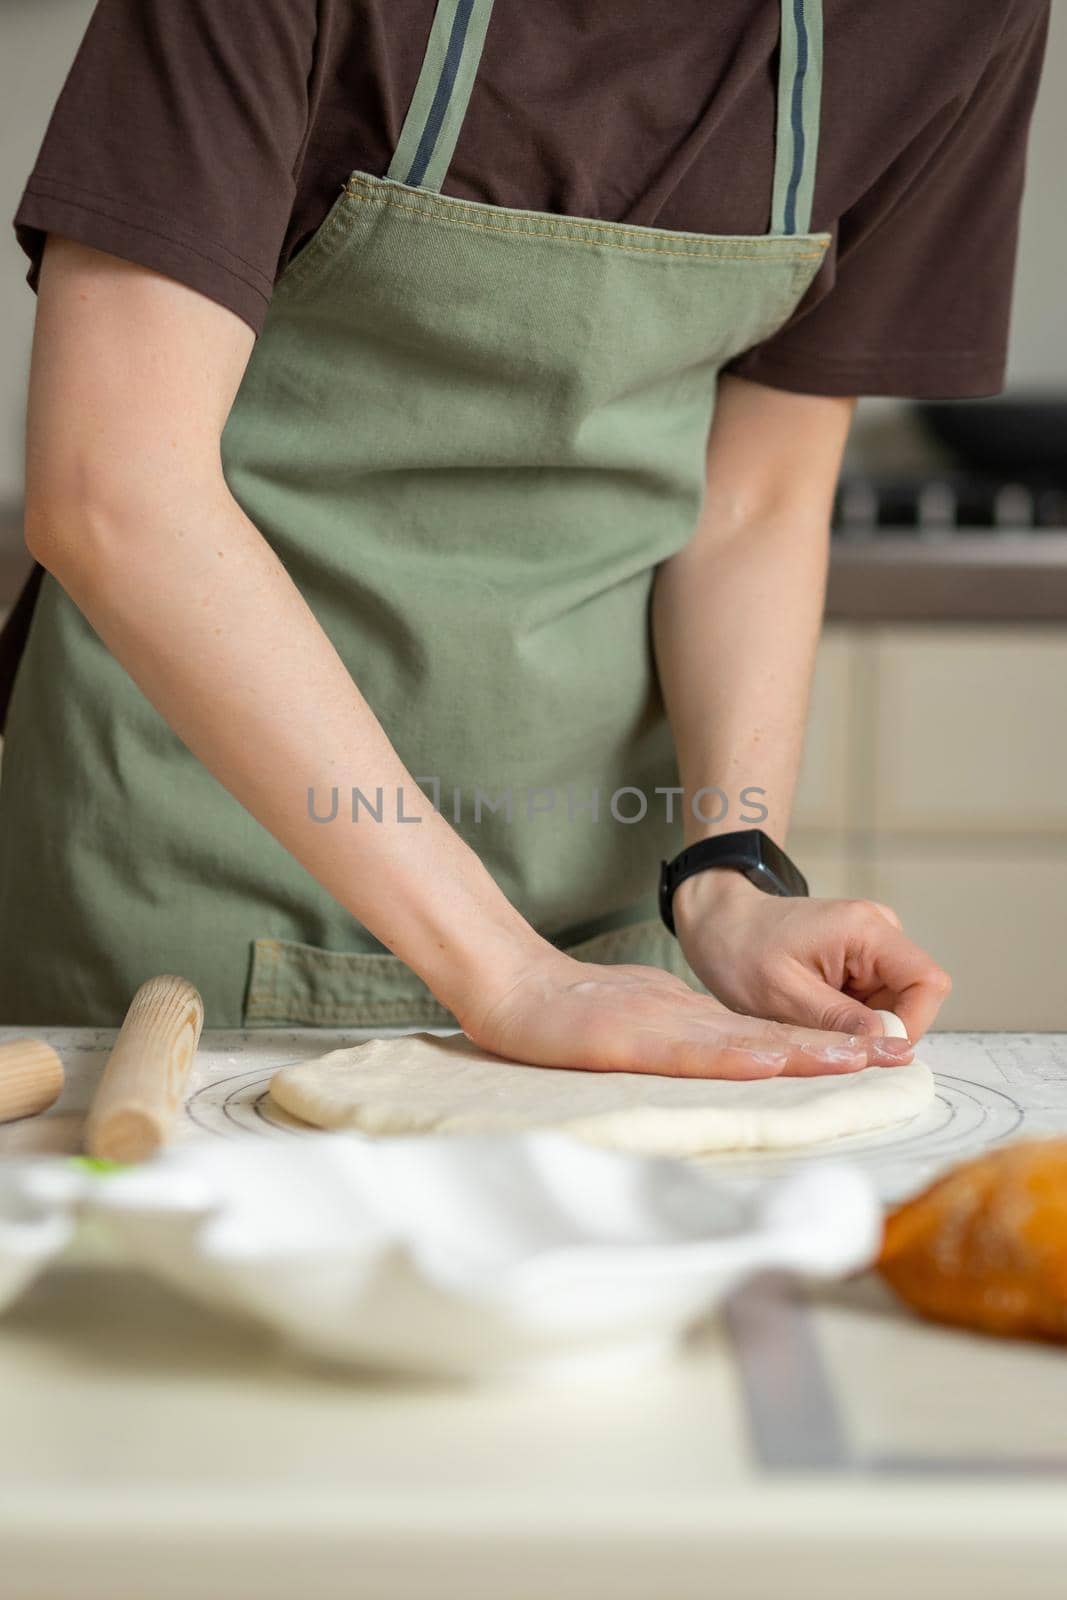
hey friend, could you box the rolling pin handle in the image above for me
[85,975,205,1163]
[0,1039,65,1125]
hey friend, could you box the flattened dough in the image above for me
[269,1012,935,1157]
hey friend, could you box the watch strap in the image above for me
[658,829,809,935]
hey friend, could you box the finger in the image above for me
[598,1026,792,1081]
[675,1042,795,1081]
[782,1033,916,1073]
[695,1031,891,1078]
[770,975,908,1047]
[600,995,910,1077]
[847,925,952,1041]
[679,1029,884,1078]
[597,1012,870,1081]
[725,1013,912,1067]
[892,985,950,1043]
[576,1014,899,1081]
[862,899,903,931]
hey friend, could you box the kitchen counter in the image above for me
[2,1025,1066,1599]
[825,529,1067,622]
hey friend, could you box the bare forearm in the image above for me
[28,479,544,1023]
[652,505,828,847]
[652,375,853,850]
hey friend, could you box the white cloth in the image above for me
[0,1133,881,1380]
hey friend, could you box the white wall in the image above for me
[1006,0,1067,386]
[0,0,1065,505]
[0,0,96,505]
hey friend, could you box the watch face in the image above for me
[747,859,788,895]
[754,834,808,897]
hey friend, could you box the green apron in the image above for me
[0,0,828,1027]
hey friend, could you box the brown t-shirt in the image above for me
[14,0,1050,399]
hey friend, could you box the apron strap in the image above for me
[390,0,823,231]
[387,0,497,192]
[770,0,824,236]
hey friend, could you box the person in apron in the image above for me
[0,0,950,1072]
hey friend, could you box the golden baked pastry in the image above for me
[878,1140,1067,1341]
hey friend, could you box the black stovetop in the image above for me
[832,471,1067,536]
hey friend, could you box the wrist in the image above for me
[663,826,808,939]
[671,864,761,937]
[444,919,564,1037]
[385,842,563,1033]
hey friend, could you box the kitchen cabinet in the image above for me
[863,848,1067,1030]
[870,629,1067,833]
[791,625,1067,1029]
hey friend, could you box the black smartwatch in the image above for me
[658,828,809,936]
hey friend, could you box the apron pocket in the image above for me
[245,918,704,1029]
[245,938,455,1028]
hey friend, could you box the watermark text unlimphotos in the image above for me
[307,780,768,827]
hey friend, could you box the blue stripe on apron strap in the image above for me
[405,0,478,187]
[783,0,811,236]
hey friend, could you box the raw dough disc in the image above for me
[270,1023,935,1157]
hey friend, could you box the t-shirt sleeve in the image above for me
[13,0,319,336]
[725,0,1051,399]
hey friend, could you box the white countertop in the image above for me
[2,1026,1067,1600]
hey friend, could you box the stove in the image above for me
[832,471,1067,538]
[825,471,1067,621]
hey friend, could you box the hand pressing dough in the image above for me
[269,1010,935,1157]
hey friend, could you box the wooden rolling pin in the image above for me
[85,975,204,1163]
[0,1038,64,1124]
